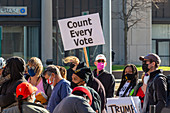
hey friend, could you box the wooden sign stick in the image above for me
[83,47,89,67]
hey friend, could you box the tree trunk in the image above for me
[124,22,128,65]
[122,0,128,65]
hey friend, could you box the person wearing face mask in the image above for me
[116,64,138,97]
[26,57,52,105]
[71,67,101,113]
[0,56,27,112]
[2,82,49,113]
[93,54,115,98]
[43,65,72,113]
[65,56,106,113]
[139,53,167,113]
[63,56,86,82]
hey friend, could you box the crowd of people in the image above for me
[0,53,168,113]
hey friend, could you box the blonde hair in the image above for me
[27,57,43,77]
[63,56,80,64]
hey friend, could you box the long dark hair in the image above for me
[18,95,23,113]
[116,64,138,96]
[17,95,30,113]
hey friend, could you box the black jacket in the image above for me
[0,77,27,110]
[93,69,115,98]
[67,62,86,82]
[142,70,167,113]
[0,56,27,110]
[87,74,106,113]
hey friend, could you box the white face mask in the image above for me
[144,75,150,85]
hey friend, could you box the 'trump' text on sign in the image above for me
[58,13,105,51]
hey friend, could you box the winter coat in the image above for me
[87,74,106,113]
[2,102,49,113]
[0,56,27,111]
[0,77,27,110]
[53,95,95,113]
[93,69,115,98]
[142,70,167,113]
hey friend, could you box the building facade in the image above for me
[0,0,103,65]
[152,0,170,66]
[0,0,169,66]
[112,0,152,65]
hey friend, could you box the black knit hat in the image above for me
[74,67,92,83]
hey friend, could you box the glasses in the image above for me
[97,60,105,63]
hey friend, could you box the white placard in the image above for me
[58,13,105,51]
[106,96,141,113]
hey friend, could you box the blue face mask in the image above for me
[28,68,36,77]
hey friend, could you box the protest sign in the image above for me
[106,96,141,113]
[58,13,105,51]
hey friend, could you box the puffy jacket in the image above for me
[2,102,49,113]
[93,69,115,98]
[142,70,167,113]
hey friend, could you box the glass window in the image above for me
[1,26,24,59]
[0,26,40,62]
[152,40,156,53]
[27,26,40,60]
[152,24,170,39]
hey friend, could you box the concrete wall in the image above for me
[127,1,152,65]
[112,0,125,65]
[112,0,152,65]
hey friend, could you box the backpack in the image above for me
[166,75,170,108]
[87,86,101,113]
[152,74,170,108]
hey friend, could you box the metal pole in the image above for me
[56,0,59,64]
[103,0,112,73]
[41,0,53,66]
[24,26,27,61]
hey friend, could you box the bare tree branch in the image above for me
[128,19,141,31]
